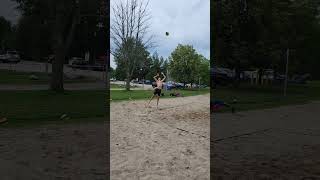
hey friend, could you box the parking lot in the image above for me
[0,60,107,81]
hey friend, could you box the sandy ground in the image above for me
[0,122,108,180]
[212,101,320,179]
[0,94,209,180]
[3,92,318,179]
[111,94,210,180]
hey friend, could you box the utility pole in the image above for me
[284,48,289,96]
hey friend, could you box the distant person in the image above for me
[147,72,166,108]
[170,92,182,97]
[170,89,182,97]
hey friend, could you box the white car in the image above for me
[69,57,87,65]
[0,51,20,63]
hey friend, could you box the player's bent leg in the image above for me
[147,94,155,107]
[156,95,160,108]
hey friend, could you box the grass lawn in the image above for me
[111,84,123,88]
[213,81,320,113]
[0,70,96,84]
[111,88,210,101]
[0,90,106,127]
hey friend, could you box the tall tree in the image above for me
[198,55,210,86]
[0,16,16,52]
[212,0,320,82]
[15,15,51,60]
[114,38,151,81]
[14,0,107,92]
[111,0,154,90]
[145,52,166,81]
[168,44,203,86]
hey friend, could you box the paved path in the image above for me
[212,101,320,179]
[0,60,106,81]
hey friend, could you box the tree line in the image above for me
[113,44,210,88]
[212,0,320,83]
[1,0,109,92]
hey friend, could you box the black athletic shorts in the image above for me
[153,88,161,96]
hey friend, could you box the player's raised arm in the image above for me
[161,72,166,81]
[153,73,159,81]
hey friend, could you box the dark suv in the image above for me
[211,67,234,88]
[0,51,21,63]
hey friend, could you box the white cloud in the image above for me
[110,0,210,68]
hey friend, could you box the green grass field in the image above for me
[0,90,106,127]
[0,70,95,84]
[213,81,320,113]
[111,88,210,101]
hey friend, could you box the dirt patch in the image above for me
[0,122,107,180]
[212,101,320,179]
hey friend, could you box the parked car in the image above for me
[145,80,151,85]
[163,81,184,90]
[175,82,184,89]
[211,66,234,88]
[69,57,87,65]
[289,74,311,84]
[164,82,175,90]
[0,50,21,63]
[273,73,286,84]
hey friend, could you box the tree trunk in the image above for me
[106,58,110,117]
[50,1,78,92]
[126,71,131,91]
[125,79,131,91]
[51,46,65,92]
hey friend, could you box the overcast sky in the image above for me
[0,0,20,24]
[110,0,210,68]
